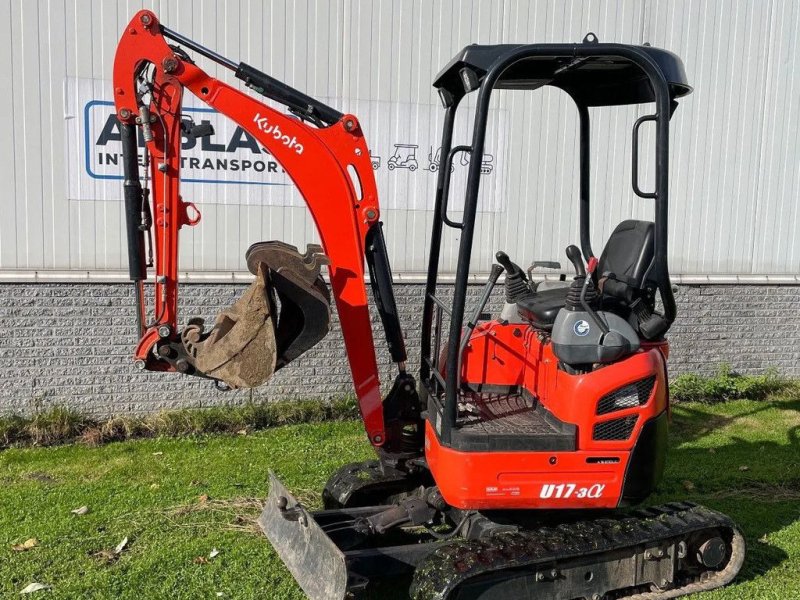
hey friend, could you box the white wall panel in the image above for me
[1,0,798,277]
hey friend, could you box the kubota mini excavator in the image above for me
[113,12,745,599]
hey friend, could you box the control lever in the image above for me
[565,245,586,277]
[495,251,532,301]
[581,257,609,335]
[457,263,504,388]
[495,251,524,279]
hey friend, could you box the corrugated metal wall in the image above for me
[1,0,798,278]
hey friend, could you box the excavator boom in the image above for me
[113,10,416,450]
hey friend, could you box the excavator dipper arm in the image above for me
[113,10,413,450]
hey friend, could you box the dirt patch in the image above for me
[709,480,800,502]
[22,472,58,484]
[160,497,265,536]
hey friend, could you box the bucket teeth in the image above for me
[245,241,330,285]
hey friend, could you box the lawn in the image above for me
[1,396,799,599]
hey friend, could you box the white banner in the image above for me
[65,77,506,211]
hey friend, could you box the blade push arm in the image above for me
[113,10,407,448]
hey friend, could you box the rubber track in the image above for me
[322,460,430,509]
[410,501,745,600]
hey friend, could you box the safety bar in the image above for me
[426,293,453,316]
[456,263,503,387]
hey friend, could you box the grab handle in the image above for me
[439,145,472,229]
[632,114,657,199]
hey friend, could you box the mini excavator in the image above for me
[113,11,744,599]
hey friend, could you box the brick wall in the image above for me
[0,282,797,416]
[669,284,800,374]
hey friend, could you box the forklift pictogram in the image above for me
[427,146,454,173]
[387,144,419,171]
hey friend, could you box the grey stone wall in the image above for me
[669,284,800,375]
[0,282,797,416]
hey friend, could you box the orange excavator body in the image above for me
[112,12,744,599]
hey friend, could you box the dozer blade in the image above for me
[181,242,331,389]
[260,473,350,600]
[260,473,449,599]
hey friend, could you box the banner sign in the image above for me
[65,77,506,211]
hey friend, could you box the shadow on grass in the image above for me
[655,398,800,585]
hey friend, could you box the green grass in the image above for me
[1,369,792,449]
[0,397,360,449]
[1,396,799,599]
[670,365,793,404]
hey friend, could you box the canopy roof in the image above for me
[433,41,692,106]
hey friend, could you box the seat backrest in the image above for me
[597,220,654,289]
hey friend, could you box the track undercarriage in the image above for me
[261,468,745,600]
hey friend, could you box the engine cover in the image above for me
[551,309,640,366]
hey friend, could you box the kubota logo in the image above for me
[253,113,304,155]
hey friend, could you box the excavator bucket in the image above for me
[182,264,278,388]
[245,242,331,370]
[182,242,331,389]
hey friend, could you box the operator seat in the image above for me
[517,220,655,330]
[597,219,655,290]
[516,287,570,330]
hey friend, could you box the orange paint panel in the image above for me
[113,11,386,445]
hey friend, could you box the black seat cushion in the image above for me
[517,287,570,330]
[598,220,654,288]
[517,220,655,331]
